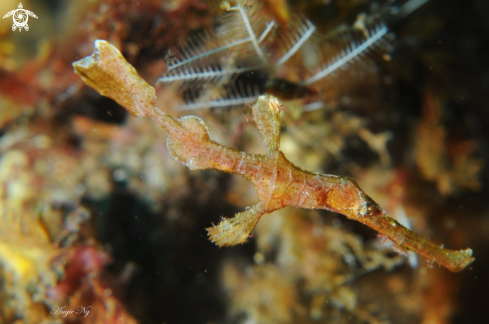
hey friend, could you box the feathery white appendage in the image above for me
[179,96,256,110]
[178,83,260,110]
[300,24,388,86]
[167,36,252,71]
[397,0,430,18]
[258,20,276,44]
[275,17,316,67]
[156,65,263,85]
[237,1,269,66]
[160,0,272,91]
[170,0,270,70]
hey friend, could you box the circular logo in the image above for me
[13,9,28,28]
[3,3,38,32]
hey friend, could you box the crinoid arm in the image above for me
[177,82,260,111]
[275,15,316,67]
[157,0,270,89]
[300,22,389,86]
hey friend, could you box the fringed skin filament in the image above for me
[73,40,474,273]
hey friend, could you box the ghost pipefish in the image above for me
[73,40,474,272]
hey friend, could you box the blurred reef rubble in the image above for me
[0,0,488,323]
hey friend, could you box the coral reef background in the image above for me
[0,0,488,323]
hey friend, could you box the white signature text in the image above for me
[51,305,92,318]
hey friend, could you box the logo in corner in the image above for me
[2,3,38,32]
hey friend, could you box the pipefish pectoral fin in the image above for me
[206,204,265,247]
